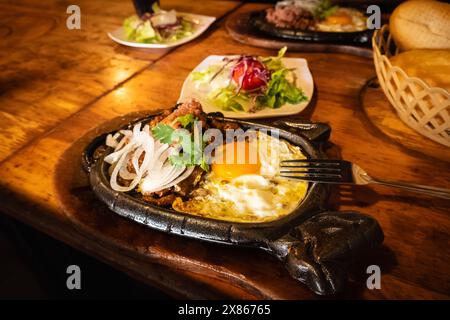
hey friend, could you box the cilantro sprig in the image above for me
[151,116,209,172]
[151,123,174,144]
[176,114,196,128]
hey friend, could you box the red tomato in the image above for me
[232,57,269,91]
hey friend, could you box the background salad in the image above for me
[192,48,308,113]
[124,3,195,44]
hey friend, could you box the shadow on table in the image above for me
[331,244,398,299]
[328,183,450,210]
[0,213,171,300]
[322,142,450,210]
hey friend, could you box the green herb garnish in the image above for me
[151,123,174,144]
[152,122,209,172]
[314,0,338,20]
[176,114,196,128]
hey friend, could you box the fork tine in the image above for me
[279,171,342,178]
[280,159,353,184]
[280,175,344,183]
[281,159,342,165]
[279,165,341,171]
[280,170,340,175]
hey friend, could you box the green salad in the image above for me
[123,3,194,44]
[191,48,308,113]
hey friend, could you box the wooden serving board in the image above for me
[225,8,373,59]
[359,78,450,163]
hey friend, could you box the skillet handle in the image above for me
[267,211,383,295]
[273,120,331,143]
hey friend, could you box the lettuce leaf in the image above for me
[209,86,254,112]
[151,2,160,13]
[123,15,141,39]
[263,46,287,71]
[124,15,161,43]
[123,6,193,44]
[258,68,307,109]
[191,63,223,83]
[172,19,194,41]
[135,20,159,42]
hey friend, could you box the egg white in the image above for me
[172,132,308,223]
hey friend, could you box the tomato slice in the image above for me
[231,57,269,91]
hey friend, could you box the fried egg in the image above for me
[172,131,308,223]
[316,8,367,32]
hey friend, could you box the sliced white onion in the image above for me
[106,132,122,148]
[119,153,136,180]
[155,166,195,191]
[114,133,130,151]
[109,146,138,192]
[140,165,186,194]
[104,142,135,165]
[104,122,194,194]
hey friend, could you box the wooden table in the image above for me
[0,0,449,299]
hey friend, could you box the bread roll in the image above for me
[390,0,450,50]
[390,49,450,91]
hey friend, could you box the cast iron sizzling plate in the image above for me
[251,11,372,44]
[83,111,384,295]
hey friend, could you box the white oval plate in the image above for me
[108,13,216,49]
[178,55,314,119]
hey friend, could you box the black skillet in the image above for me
[82,111,383,295]
[251,11,372,45]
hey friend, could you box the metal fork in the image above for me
[280,159,450,200]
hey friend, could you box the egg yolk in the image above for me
[325,13,352,25]
[212,140,260,180]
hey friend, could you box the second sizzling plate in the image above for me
[251,11,372,44]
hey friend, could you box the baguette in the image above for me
[390,0,450,50]
[390,49,450,91]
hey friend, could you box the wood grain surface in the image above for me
[360,78,450,162]
[0,0,239,162]
[0,1,449,299]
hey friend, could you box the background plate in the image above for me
[178,55,314,119]
[225,11,373,58]
[108,13,216,49]
[252,10,372,44]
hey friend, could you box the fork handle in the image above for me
[371,179,450,200]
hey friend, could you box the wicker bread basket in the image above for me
[372,25,450,147]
